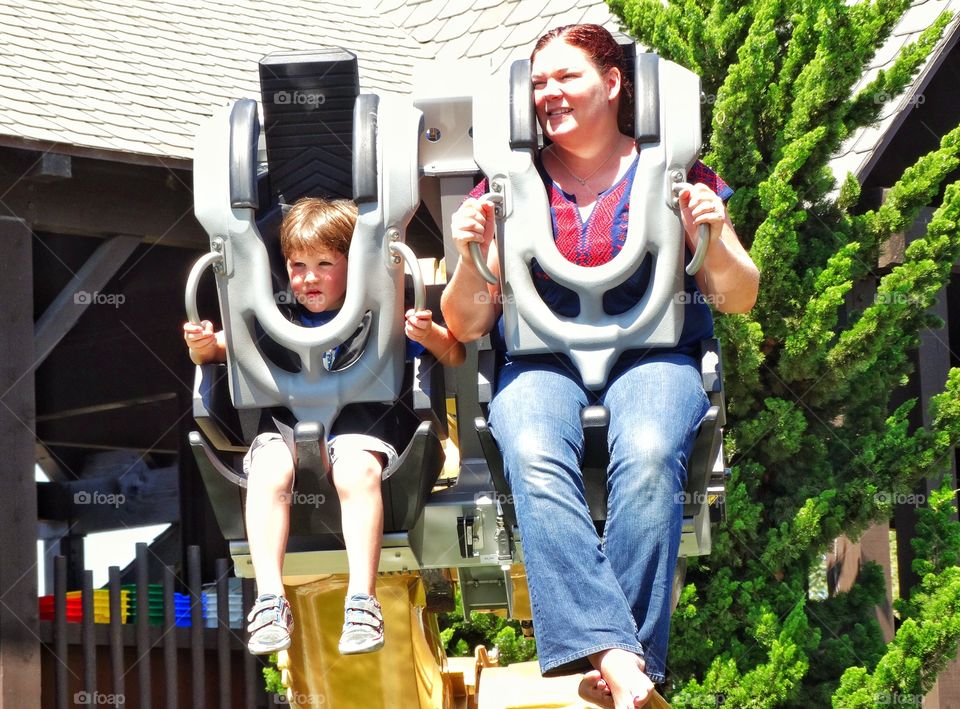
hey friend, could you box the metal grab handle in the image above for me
[468,191,503,286]
[185,251,223,324]
[673,182,711,276]
[686,223,709,276]
[389,241,426,313]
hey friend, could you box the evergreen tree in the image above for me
[439,588,537,665]
[607,0,960,704]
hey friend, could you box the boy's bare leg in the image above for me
[579,649,654,709]
[330,449,384,596]
[245,441,295,597]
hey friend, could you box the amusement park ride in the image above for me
[185,41,728,707]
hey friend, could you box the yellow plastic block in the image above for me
[65,589,132,623]
[283,573,449,708]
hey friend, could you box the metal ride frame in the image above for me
[186,44,728,623]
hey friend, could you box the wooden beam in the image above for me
[0,147,206,249]
[35,442,68,482]
[0,135,192,170]
[36,393,178,423]
[927,658,960,709]
[0,216,41,702]
[895,238,957,603]
[34,235,141,367]
[25,153,71,182]
[858,524,895,642]
[36,464,180,533]
[36,397,183,454]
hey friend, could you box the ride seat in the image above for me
[186,49,445,554]
[476,338,728,557]
[468,46,728,558]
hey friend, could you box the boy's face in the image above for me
[286,247,348,313]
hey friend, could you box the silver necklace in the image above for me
[549,142,623,186]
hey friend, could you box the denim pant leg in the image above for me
[489,358,645,676]
[601,353,709,683]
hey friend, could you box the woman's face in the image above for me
[531,39,620,145]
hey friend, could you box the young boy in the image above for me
[184,197,464,656]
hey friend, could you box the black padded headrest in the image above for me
[259,49,359,203]
[229,99,260,209]
[352,93,379,204]
[253,203,289,296]
[509,59,538,151]
[631,52,660,145]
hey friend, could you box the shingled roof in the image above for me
[375,0,620,73]
[0,0,619,165]
[6,0,948,178]
[829,0,960,185]
[0,0,435,164]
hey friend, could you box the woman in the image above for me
[441,24,758,709]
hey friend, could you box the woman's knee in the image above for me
[611,431,686,498]
[630,432,684,471]
[500,425,584,487]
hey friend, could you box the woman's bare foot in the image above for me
[585,649,654,708]
[578,669,613,707]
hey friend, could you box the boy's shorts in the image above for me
[241,431,399,479]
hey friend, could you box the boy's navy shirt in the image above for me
[255,304,422,450]
[297,307,426,367]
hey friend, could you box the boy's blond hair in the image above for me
[279,197,357,259]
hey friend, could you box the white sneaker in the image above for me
[246,594,293,655]
[338,593,384,655]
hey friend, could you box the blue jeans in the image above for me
[488,352,709,683]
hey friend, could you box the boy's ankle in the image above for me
[256,583,286,597]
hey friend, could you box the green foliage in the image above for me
[907,482,960,588]
[263,653,284,695]
[799,563,888,706]
[674,600,815,707]
[493,625,539,665]
[609,0,960,703]
[437,588,537,665]
[833,567,960,706]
